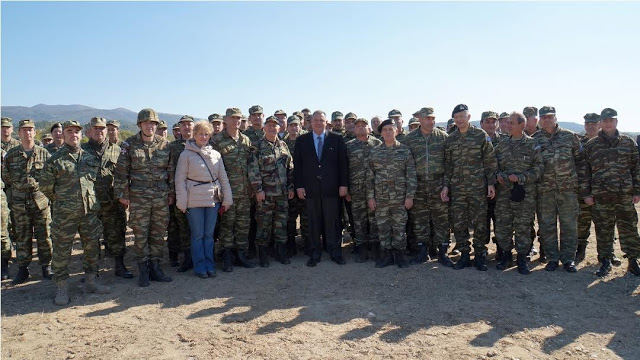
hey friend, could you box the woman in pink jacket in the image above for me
[175,121,233,278]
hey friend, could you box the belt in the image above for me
[187,178,218,186]
[130,179,168,188]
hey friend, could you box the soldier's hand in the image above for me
[297,188,306,200]
[634,196,640,204]
[497,176,505,185]
[404,198,414,210]
[440,186,450,202]
[119,198,130,209]
[339,186,348,197]
[584,196,594,206]
[256,191,266,202]
[508,174,519,183]
[288,190,295,200]
[487,185,496,199]
[168,195,175,206]
[345,193,351,202]
[368,199,376,211]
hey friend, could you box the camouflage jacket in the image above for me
[243,127,264,145]
[45,142,64,155]
[346,135,382,194]
[444,125,497,193]
[82,139,120,203]
[367,140,417,201]
[400,127,447,186]
[1,138,21,153]
[396,128,408,142]
[532,125,584,193]
[249,137,294,197]
[167,138,187,197]
[39,145,100,215]
[113,132,171,200]
[489,132,502,147]
[2,144,51,209]
[581,130,640,198]
[495,135,544,193]
[212,130,254,199]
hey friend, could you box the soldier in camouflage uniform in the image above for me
[582,108,640,277]
[498,112,510,135]
[172,123,181,141]
[82,117,132,279]
[370,116,382,140]
[210,116,224,137]
[339,112,357,242]
[1,149,11,280]
[441,104,498,271]
[400,107,454,267]
[167,115,194,271]
[407,117,420,132]
[114,108,173,287]
[480,111,503,259]
[243,105,266,259]
[274,109,288,139]
[523,106,544,261]
[343,112,357,142]
[388,109,408,141]
[106,120,123,146]
[3,119,53,285]
[367,119,416,268]
[45,123,65,155]
[533,106,584,273]
[156,120,169,139]
[212,107,256,272]
[1,118,21,152]
[249,116,295,267]
[346,117,382,262]
[284,115,309,256]
[494,112,544,275]
[39,120,111,305]
[41,134,53,147]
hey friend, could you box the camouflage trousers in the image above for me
[577,201,593,246]
[9,200,52,266]
[1,191,11,259]
[376,198,408,251]
[494,185,536,255]
[287,194,309,241]
[409,184,450,249]
[350,191,378,246]
[450,190,489,255]
[167,204,191,253]
[219,196,250,250]
[97,200,127,257]
[592,194,640,260]
[256,195,288,246]
[536,190,579,264]
[51,208,102,281]
[129,193,169,262]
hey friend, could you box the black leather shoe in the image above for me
[222,249,234,272]
[545,261,558,271]
[331,256,346,265]
[575,244,587,263]
[563,261,577,273]
[207,270,217,278]
[595,259,611,277]
[306,258,318,267]
[453,252,472,270]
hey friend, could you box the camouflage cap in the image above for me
[451,104,468,117]
[172,122,180,130]
[179,115,194,123]
[481,111,499,121]
[225,107,242,117]
[583,113,600,123]
[42,133,53,140]
[600,108,617,119]
[157,120,168,129]
[292,111,303,118]
[210,116,223,124]
[90,116,107,127]
[106,119,120,128]
[1,117,13,127]
[18,119,36,129]
[331,111,344,121]
[137,108,159,123]
[63,120,83,130]
[264,116,279,125]
[499,112,510,119]
[408,117,420,126]
[412,110,420,118]
[344,112,357,121]
[523,106,538,117]
[354,117,368,125]
[274,109,287,116]
[419,107,436,117]
[241,115,248,121]
[388,109,402,118]
[208,113,221,121]
[287,115,300,125]
[539,106,556,117]
[249,105,263,115]
[378,119,394,134]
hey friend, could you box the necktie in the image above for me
[316,136,323,161]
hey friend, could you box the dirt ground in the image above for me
[2,217,639,360]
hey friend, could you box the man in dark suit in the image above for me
[294,110,349,267]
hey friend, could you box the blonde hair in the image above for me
[193,120,213,136]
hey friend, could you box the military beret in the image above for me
[18,119,35,129]
[378,119,394,134]
[249,105,263,115]
[264,116,279,125]
[63,120,83,130]
[583,113,600,123]
[208,113,221,121]
[106,119,120,128]
[419,107,436,117]
[344,112,357,121]
[90,117,107,127]
[172,122,180,130]
[274,109,287,116]
[287,115,300,125]
[388,109,402,118]
[539,106,556,117]
[499,112,510,119]
[42,134,53,141]
[600,108,617,119]
[481,111,499,121]
[408,117,420,126]
[523,106,538,117]
[331,111,344,121]
[354,117,368,125]
[157,120,168,129]
[1,117,13,127]
[451,104,468,118]
[226,108,242,117]
[179,115,194,123]
[138,108,159,123]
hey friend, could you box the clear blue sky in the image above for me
[2,1,639,131]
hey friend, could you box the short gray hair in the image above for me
[510,111,526,124]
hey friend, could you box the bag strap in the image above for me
[194,152,217,182]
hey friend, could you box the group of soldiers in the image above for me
[1,103,639,305]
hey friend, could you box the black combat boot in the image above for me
[12,265,30,285]
[495,244,503,262]
[1,258,8,280]
[369,243,380,261]
[496,250,513,271]
[353,244,368,263]
[438,244,454,267]
[575,244,587,263]
[409,244,428,265]
[114,256,133,278]
[138,261,150,287]
[177,250,193,272]
[286,236,297,258]
[222,249,234,272]
[42,265,52,279]
[393,250,409,269]
[611,255,622,267]
[628,257,640,276]
[276,243,291,265]
[545,260,559,271]
[563,261,577,273]
[428,244,438,260]
[236,249,256,268]
[149,260,173,282]
[169,251,180,267]
[258,246,269,268]
[375,249,394,268]
[474,253,488,271]
[595,258,611,277]
[246,242,257,260]
[516,253,531,275]
[453,252,472,270]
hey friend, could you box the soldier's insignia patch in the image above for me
[487,136,491,142]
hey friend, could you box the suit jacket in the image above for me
[293,130,348,199]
